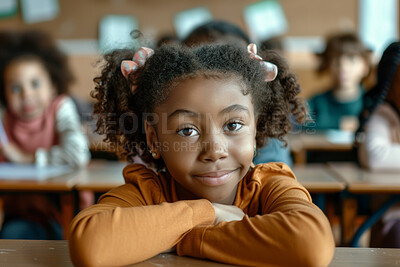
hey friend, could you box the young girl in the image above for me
[356,42,400,248]
[308,32,371,131]
[184,20,293,167]
[69,43,334,266]
[0,30,91,239]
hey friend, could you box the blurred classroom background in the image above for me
[0,0,400,249]
[0,0,397,104]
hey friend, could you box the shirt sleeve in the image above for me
[177,175,335,267]
[68,184,215,267]
[34,97,90,168]
[361,112,400,171]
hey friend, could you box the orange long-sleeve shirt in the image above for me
[69,163,335,267]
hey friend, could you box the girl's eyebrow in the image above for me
[168,105,250,119]
[168,109,200,119]
[219,104,250,116]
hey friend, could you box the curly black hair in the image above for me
[92,43,305,169]
[0,30,73,107]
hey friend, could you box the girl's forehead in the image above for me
[156,76,254,115]
[4,59,50,88]
[6,57,46,73]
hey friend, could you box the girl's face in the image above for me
[146,76,257,204]
[330,54,368,89]
[4,58,55,120]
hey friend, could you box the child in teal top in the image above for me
[307,32,371,131]
[308,87,365,130]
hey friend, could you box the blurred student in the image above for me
[156,34,179,48]
[356,41,400,247]
[308,32,371,131]
[183,20,250,47]
[183,20,293,166]
[0,30,92,239]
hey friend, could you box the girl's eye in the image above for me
[31,79,40,89]
[177,128,199,137]
[224,122,243,132]
[11,84,22,94]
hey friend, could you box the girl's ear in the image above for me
[144,120,160,158]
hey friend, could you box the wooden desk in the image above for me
[289,132,353,164]
[292,164,345,193]
[0,160,128,239]
[330,247,400,267]
[329,162,400,245]
[329,162,400,194]
[1,240,399,267]
[0,169,78,192]
[73,160,127,192]
[74,162,347,194]
[292,164,345,236]
[0,168,83,240]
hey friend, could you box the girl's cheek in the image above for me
[228,137,254,161]
[7,98,21,114]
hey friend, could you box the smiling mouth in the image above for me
[193,169,238,186]
[22,105,37,113]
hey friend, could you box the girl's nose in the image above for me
[199,133,228,162]
[20,87,29,99]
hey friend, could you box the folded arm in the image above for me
[177,176,335,267]
[69,184,215,267]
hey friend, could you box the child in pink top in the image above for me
[0,30,92,239]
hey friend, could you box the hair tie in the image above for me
[247,43,278,82]
[121,47,154,93]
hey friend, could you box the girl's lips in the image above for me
[193,169,237,186]
[22,105,37,113]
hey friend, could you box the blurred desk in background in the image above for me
[289,131,354,164]
[329,163,400,194]
[0,160,127,239]
[292,163,345,242]
[73,160,127,192]
[292,164,346,193]
[1,239,399,267]
[329,163,400,246]
[329,247,400,267]
[0,166,81,240]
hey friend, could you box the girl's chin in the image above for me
[18,110,43,120]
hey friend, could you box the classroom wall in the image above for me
[0,0,388,101]
[0,0,359,39]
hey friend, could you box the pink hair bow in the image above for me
[247,43,278,82]
[121,47,155,92]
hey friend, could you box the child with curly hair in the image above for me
[184,20,293,167]
[0,30,91,239]
[69,42,334,266]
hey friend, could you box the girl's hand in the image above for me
[1,143,34,164]
[211,203,245,225]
